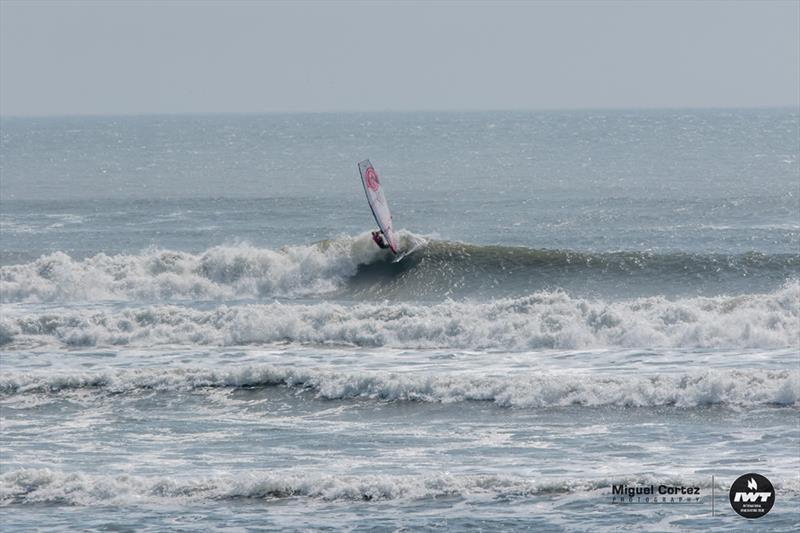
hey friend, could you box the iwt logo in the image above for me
[729,473,775,518]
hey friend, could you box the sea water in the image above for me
[1,109,798,531]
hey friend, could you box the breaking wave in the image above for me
[0,234,391,303]
[1,468,798,506]
[2,282,797,350]
[1,365,797,408]
[1,234,797,303]
[0,469,662,505]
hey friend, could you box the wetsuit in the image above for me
[372,231,389,249]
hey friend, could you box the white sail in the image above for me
[358,159,398,253]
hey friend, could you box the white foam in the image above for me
[0,234,397,303]
[2,365,796,408]
[0,468,578,505]
[2,282,798,350]
[2,468,797,506]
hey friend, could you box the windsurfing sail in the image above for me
[358,159,398,254]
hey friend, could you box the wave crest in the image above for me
[2,468,798,506]
[2,365,797,408]
[0,468,612,505]
[2,236,797,303]
[2,283,798,350]
[0,234,400,303]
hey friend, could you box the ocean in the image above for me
[1,109,798,531]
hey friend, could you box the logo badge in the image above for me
[729,473,775,518]
[365,167,380,191]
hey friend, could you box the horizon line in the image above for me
[2,104,799,120]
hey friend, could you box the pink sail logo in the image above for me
[365,167,380,191]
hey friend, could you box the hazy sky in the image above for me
[1,0,798,116]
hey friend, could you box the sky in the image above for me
[1,0,798,116]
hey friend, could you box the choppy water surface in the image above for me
[1,109,798,531]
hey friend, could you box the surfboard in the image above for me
[358,159,399,254]
[392,240,423,263]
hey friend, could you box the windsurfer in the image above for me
[372,230,390,249]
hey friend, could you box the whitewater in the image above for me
[1,109,799,531]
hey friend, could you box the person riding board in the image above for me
[371,230,390,249]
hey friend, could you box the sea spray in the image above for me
[1,365,797,408]
[2,282,797,350]
[2,235,797,303]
